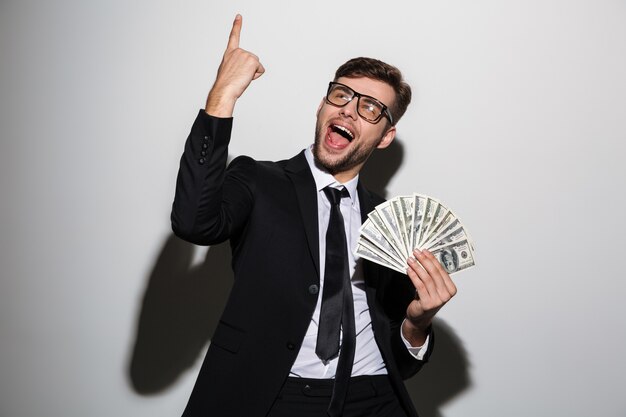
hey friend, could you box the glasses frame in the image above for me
[325,82,394,125]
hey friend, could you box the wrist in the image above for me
[205,89,237,117]
[402,319,431,347]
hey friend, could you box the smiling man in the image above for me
[171,15,457,417]
[313,77,399,182]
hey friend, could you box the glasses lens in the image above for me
[357,97,384,122]
[327,84,354,106]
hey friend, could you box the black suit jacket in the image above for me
[171,110,433,417]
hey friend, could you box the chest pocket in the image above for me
[211,321,245,353]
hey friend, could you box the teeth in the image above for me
[333,124,354,139]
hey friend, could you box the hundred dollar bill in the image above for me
[419,204,452,248]
[431,238,475,274]
[359,218,405,264]
[425,223,467,251]
[368,209,407,261]
[408,194,426,253]
[355,241,406,274]
[422,217,461,249]
[463,226,476,251]
[375,201,407,258]
[391,196,413,256]
[416,198,441,249]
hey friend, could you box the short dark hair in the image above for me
[334,57,411,125]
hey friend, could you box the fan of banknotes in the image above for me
[355,194,476,275]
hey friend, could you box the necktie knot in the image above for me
[323,186,349,206]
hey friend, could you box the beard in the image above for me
[312,118,383,176]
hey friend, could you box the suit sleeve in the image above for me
[383,270,435,379]
[171,110,256,245]
[390,317,434,379]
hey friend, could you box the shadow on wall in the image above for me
[406,319,472,417]
[128,235,233,394]
[128,140,471,413]
[360,136,405,198]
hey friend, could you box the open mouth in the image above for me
[331,124,354,142]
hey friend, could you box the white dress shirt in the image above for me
[288,147,428,379]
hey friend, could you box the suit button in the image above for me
[199,158,205,165]
[286,342,295,350]
[308,284,319,295]
[303,384,311,393]
[204,136,210,140]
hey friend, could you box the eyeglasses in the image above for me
[325,82,393,125]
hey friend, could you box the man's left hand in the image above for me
[402,249,457,347]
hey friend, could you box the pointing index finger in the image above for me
[227,14,242,50]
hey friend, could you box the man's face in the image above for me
[313,76,396,181]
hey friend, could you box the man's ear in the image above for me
[376,126,396,149]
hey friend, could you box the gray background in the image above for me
[1,0,625,416]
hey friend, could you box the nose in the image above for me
[338,98,359,120]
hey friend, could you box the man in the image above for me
[171,15,457,417]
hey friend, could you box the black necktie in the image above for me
[316,186,356,417]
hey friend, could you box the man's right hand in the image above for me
[205,14,265,117]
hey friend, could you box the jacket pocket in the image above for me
[210,321,245,353]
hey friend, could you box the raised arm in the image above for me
[205,14,265,117]
[171,15,261,244]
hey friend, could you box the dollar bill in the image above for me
[419,206,453,249]
[422,217,461,250]
[408,194,426,253]
[416,198,441,249]
[391,196,414,257]
[430,238,475,274]
[355,241,407,274]
[368,210,407,262]
[359,218,406,264]
[424,223,467,251]
[375,201,407,258]
[357,193,476,275]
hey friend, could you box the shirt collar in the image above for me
[304,146,359,204]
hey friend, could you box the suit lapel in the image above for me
[357,181,382,294]
[357,182,396,360]
[285,151,321,279]
[282,154,386,286]
[357,181,377,224]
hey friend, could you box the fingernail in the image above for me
[413,249,422,256]
[408,257,416,264]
